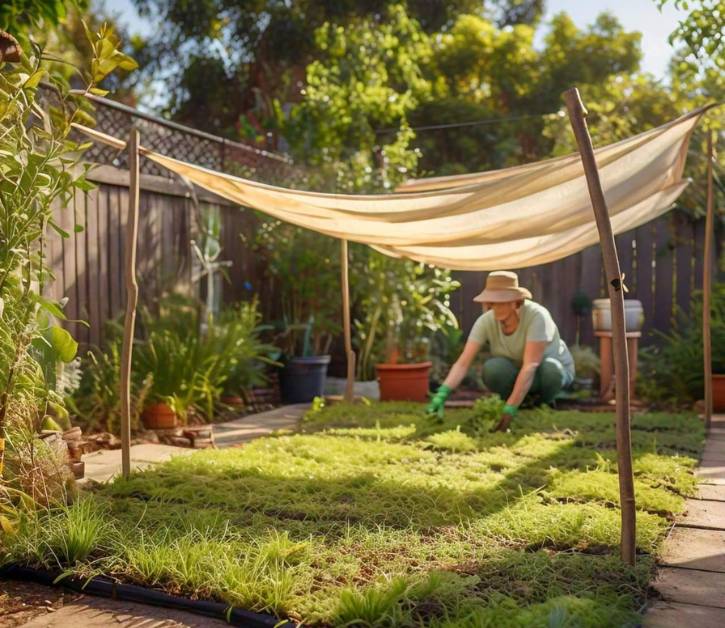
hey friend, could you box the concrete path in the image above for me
[645,413,725,627]
[81,403,308,484]
[18,595,229,627]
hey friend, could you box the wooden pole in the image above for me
[341,239,355,402]
[120,128,141,478]
[703,129,715,430]
[563,87,636,565]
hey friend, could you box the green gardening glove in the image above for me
[426,384,452,420]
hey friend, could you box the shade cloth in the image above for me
[73,106,708,270]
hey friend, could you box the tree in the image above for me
[410,11,643,175]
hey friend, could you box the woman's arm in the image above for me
[506,340,546,407]
[443,340,481,389]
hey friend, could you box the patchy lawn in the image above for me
[2,403,703,626]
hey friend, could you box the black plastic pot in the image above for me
[278,355,331,403]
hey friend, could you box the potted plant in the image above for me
[374,293,433,402]
[350,254,459,402]
[569,344,601,391]
[276,317,331,403]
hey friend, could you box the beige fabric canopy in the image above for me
[74,106,707,270]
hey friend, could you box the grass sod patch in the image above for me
[2,403,703,625]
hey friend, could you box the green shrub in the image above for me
[72,296,276,426]
[568,344,600,379]
[639,283,725,404]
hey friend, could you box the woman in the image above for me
[427,271,575,431]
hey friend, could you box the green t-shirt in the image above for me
[468,301,575,378]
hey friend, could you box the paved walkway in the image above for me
[81,403,308,484]
[645,413,725,627]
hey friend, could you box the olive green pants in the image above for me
[482,356,570,405]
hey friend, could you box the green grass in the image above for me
[1,403,704,626]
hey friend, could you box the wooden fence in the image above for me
[46,171,719,353]
[44,166,245,347]
[451,210,722,348]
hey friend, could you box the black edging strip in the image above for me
[0,564,294,627]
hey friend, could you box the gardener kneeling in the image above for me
[427,271,575,432]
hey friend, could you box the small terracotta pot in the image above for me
[221,395,244,407]
[376,361,432,402]
[713,374,725,413]
[141,402,178,430]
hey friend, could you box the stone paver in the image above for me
[652,567,725,608]
[19,595,228,627]
[644,601,725,628]
[81,444,195,484]
[79,404,309,483]
[698,484,725,501]
[695,463,725,483]
[212,403,308,447]
[660,527,725,571]
[680,498,725,530]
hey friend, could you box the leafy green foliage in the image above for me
[0,22,133,503]
[353,251,460,377]
[464,395,506,435]
[254,220,341,355]
[569,345,601,379]
[639,283,725,405]
[0,0,88,38]
[284,4,432,193]
[71,296,276,428]
[657,0,724,65]
[4,404,701,624]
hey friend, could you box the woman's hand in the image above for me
[426,385,451,419]
[492,404,518,432]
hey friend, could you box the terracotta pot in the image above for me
[141,402,178,430]
[376,361,432,402]
[713,374,725,413]
[221,395,244,407]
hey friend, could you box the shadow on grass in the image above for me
[93,403,700,554]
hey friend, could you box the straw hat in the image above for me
[473,271,532,303]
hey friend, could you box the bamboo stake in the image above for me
[341,239,355,403]
[703,129,715,430]
[563,88,636,565]
[120,128,141,478]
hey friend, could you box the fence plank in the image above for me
[108,186,122,318]
[84,189,99,347]
[45,202,64,302]
[118,187,129,311]
[675,212,694,318]
[635,222,654,336]
[653,215,675,337]
[98,187,111,343]
[161,193,175,284]
[578,245,602,347]
[694,218,706,291]
[59,196,74,316]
